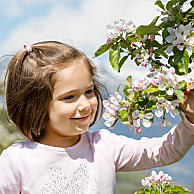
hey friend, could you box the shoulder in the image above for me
[1,140,37,160]
[85,129,130,146]
[86,129,114,141]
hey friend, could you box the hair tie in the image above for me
[24,44,32,53]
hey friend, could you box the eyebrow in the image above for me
[55,84,94,99]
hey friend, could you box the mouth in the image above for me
[71,115,90,121]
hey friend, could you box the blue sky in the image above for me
[0,0,193,188]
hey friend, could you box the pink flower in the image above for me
[165,176,172,182]
[150,34,155,41]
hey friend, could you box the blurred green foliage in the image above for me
[0,83,24,153]
[117,171,149,194]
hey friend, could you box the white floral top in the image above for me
[0,116,194,194]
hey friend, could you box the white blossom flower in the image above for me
[132,110,140,119]
[133,79,148,91]
[134,48,151,67]
[106,19,136,42]
[132,111,153,128]
[155,97,175,118]
[165,23,193,53]
[142,170,173,186]
[185,35,194,56]
[141,177,151,187]
[133,119,141,127]
[167,87,173,95]
[103,92,122,128]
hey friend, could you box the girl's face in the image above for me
[40,61,98,147]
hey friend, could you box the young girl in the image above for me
[0,41,193,194]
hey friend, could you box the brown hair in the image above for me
[5,41,106,141]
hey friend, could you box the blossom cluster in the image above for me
[166,23,193,55]
[103,92,122,128]
[103,65,194,131]
[94,0,194,133]
[132,36,155,67]
[106,19,136,43]
[135,170,191,194]
[141,170,172,187]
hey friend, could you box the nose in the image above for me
[77,95,91,112]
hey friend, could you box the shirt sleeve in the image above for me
[99,115,194,172]
[0,150,21,194]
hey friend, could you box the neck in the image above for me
[38,134,81,148]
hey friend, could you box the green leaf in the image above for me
[118,55,129,71]
[120,108,128,121]
[143,88,159,93]
[126,34,136,42]
[189,7,194,14]
[116,84,122,93]
[155,0,165,10]
[166,0,179,10]
[186,31,194,39]
[175,49,189,75]
[191,0,194,7]
[183,49,189,74]
[154,49,168,59]
[93,43,112,58]
[162,28,169,41]
[126,75,132,89]
[136,25,161,35]
[149,15,160,26]
[150,40,161,47]
[178,80,187,90]
[174,90,185,104]
[159,21,174,28]
[133,48,142,55]
[109,44,120,72]
[174,49,185,73]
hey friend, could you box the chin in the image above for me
[75,126,89,133]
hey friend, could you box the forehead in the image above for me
[52,61,93,96]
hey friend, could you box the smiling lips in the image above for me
[71,115,90,121]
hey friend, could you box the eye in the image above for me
[86,89,94,95]
[63,95,74,100]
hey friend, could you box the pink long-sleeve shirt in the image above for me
[0,116,194,194]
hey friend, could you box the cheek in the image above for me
[91,96,98,112]
[50,102,76,118]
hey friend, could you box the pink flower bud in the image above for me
[131,42,136,46]
[141,61,148,67]
[136,127,142,133]
[150,80,156,86]
[150,34,155,41]
[150,47,154,52]
[107,38,112,44]
[149,67,155,72]
[142,43,146,47]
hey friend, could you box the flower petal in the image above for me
[133,119,140,127]
[142,119,151,128]
[155,108,164,117]
[145,112,154,119]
